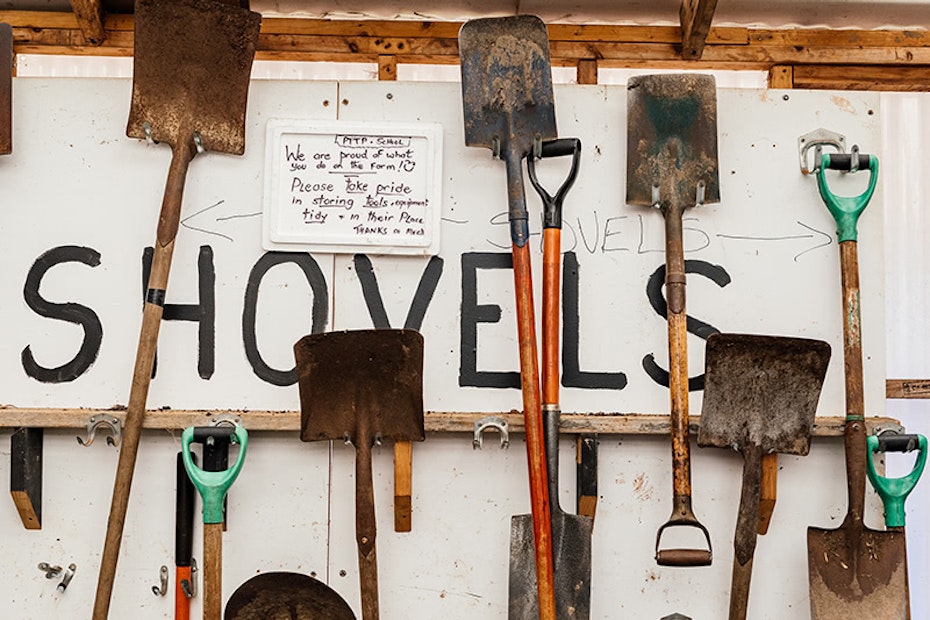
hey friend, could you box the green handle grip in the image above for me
[182,425,248,525]
[815,152,879,242]
[865,433,927,528]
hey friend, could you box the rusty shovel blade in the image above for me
[626,74,719,209]
[459,15,556,157]
[127,0,261,154]
[224,572,356,620]
[295,329,424,620]
[698,333,830,620]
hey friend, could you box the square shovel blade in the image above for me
[127,0,261,153]
[459,15,556,156]
[626,74,720,208]
[295,329,425,445]
[698,333,831,456]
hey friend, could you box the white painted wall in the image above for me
[0,70,914,619]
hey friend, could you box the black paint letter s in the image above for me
[642,259,731,391]
[22,246,103,383]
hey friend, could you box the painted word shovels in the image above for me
[295,329,425,620]
[698,333,830,620]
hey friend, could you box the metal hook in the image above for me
[798,128,846,175]
[151,565,169,597]
[695,180,706,207]
[142,121,154,144]
[56,563,76,593]
[38,563,62,579]
[76,414,122,448]
[491,136,501,160]
[473,416,510,450]
[533,134,543,160]
[193,132,205,154]
[181,558,198,599]
[210,414,241,429]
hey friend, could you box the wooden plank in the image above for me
[680,0,719,60]
[576,59,598,85]
[10,427,42,530]
[793,64,930,91]
[887,378,930,398]
[0,406,901,437]
[69,0,106,46]
[768,65,793,88]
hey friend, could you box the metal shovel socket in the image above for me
[627,73,719,568]
[698,333,830,620]
[225,572,356,620]
[295,329,425,620]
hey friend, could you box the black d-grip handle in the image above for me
[527,138,582,229]
[825,153,872,171]
[191,426,235,445]
[873,433,921,453]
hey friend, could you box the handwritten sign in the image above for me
[263,120,442,255]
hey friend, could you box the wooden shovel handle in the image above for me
[664,204,693,501]
[839,240,867,524]
[512,241,557,620]
[93,143,193,620]
[356,439,379,620]
[203,522,223,620]
[174,565,192,620]
[542,228,560,406]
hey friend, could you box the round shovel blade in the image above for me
[224,572,356,620]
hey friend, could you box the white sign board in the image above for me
[263,120,442,255]
[0,78,888,620]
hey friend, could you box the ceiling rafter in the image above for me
[680,0,718,59]
[68,0,105,46]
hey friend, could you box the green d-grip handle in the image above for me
[865,433,927,528]
[816,152,879,242]
[182,425,248,525]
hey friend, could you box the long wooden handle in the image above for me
[174,566,192,620]
[758,454,777,535]
[93,143,193,620]
[729,448,762,620]
[664,205,692,501]
[512,241,557,620]
[203,522,223,620]
[542,228,560,407]
[356,439,379,620]
[839,240,867,525]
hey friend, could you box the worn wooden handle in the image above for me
[175,565,192,620]
[203,523,223,620]
[93,144,192,620]
[839,240,867,523]
[512,242,557,620]
[758,454,778,535]
[356,439,379,620]
[393,441,413,532]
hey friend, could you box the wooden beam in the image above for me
[0,405,902,437]
[887,378,930,398]
[680,0,718,60]
[68,0,105,46]
[792,64,930,91]
[10,427,42,530]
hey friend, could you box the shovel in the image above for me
[804,150,909,618]
[93,1,260,617]
[697,333,831,620]
[510,138,592,619]
[459,16,559,617]
[183,425,249,620]
[295,329,425,620]
[225,572,356,620]
[627,73,718,567]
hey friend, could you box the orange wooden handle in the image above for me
[512,243,556,620]
[174,566,192,620]
[542,228,561,406]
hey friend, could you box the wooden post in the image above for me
[10,427,43,529]
[377,51,415,533]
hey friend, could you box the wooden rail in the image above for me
[0,405,903,436]
[2,11,930,89]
